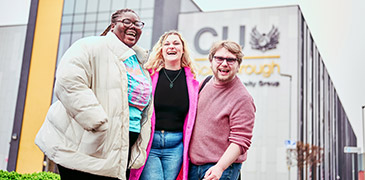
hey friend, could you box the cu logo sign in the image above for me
[193,26,246,54]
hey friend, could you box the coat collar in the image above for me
[105,32,148,63]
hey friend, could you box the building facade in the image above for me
[1,1,357,179]
[3,0,201,173]
[179,6,357,179]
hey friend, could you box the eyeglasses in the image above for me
[116,19,145,29]
[213,56,238,65]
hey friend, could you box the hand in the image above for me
[203,165,224,180]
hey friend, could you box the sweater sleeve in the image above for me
[54,39,108,132]
[228,94,256,154]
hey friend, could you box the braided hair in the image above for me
[100,9,138,36]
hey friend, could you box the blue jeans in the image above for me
[140,131,183,180]
[188,163,242,180]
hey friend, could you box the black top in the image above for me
[154,68,189,132]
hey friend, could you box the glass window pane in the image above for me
[74,14,85,23]
[98,0,112,12]
[111,0,126,11]
[61,15,73,24]
[63,0,75,14]
[87,0,99,13]
[61,24,72,33]
[74,0,86,13]
[57,34,72,63]
[97,21,110,33]
[85,13,97,23]
[84,22,97,32]
[126,0,140,9]
[72,23,84,32]
[141,0,154,9]
[97,12,111,22]
[140,9,154,19]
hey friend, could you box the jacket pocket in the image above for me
[78,129,107,158]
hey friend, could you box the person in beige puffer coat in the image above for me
[35,8,153,180]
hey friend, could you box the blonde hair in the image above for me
[144,30,196,78]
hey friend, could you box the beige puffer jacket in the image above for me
[35,32,153,180]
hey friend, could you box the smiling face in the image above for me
[162,34,184,68]
[111,12,142,47]
[211,47,239,84]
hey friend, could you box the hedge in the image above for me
[0,170,60,180]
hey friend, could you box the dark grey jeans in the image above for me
[189,163,242,180]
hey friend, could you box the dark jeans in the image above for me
[57,131,140,180]
[57,165,118,180]
[189,163,242,180]
[126,131,140,178]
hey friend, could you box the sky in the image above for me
[194,0,365,150]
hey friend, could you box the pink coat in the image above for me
[129,67,199,180]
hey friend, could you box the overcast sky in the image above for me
[194,0,365,150]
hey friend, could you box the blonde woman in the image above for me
[129,30,199,180]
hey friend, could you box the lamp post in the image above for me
[280,73,292,180]
[363,106,365,153]
[280,73,292,139]
[361,105,365,176]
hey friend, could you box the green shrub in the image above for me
[0,170,60,180]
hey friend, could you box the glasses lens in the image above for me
[122,19,132,26]
[214,56,237,65]
[214,56,223,63]
[135,21,144,29]
[226,58,237,64]
[121,19,144,29]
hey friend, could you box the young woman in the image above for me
[129,30,199,180]
[35,9,153,179]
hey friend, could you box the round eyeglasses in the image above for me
[116,19,145,29]
[213,56,238,65]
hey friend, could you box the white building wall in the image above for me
[0,0,30,171]
[0,25,27,170]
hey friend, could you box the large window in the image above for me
[51,0,155,104]
[57,0,155,65]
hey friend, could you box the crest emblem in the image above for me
[250,25,280,52]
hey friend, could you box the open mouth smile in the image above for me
[126,31,136,37]
[167,51,177,55]
[218,69,230,75]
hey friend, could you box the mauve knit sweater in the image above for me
[189,76,255,165]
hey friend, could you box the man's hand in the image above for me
[203,165,224,180]
[202,143,242,180]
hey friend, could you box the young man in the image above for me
[189,40,256,180]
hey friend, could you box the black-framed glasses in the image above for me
[116,19,145,29]
[213,56,238,65]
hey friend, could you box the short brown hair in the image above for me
[208,40,244,65]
